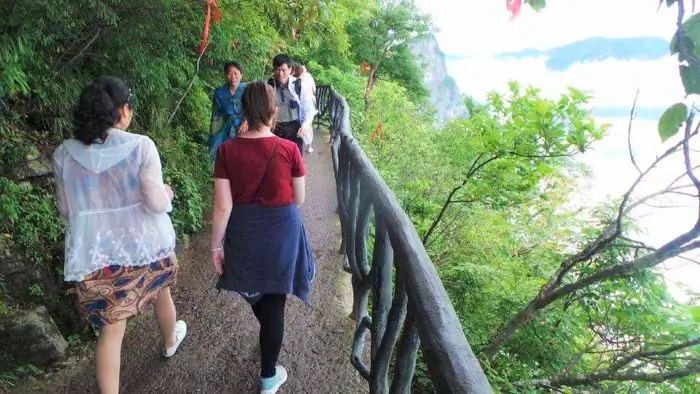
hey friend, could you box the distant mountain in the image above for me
[496,36,670,71]
[410,34,468,121]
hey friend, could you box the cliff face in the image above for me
[410,34,467,121]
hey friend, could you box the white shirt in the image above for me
[272,75,317,130]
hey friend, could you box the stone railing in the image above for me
[315,85,492,393]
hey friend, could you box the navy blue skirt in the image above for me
[216,203,315,304]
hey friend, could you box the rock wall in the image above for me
[409,34,467,122]
[0,148,72,370]
[0,306,68,367]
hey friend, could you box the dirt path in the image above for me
[15,131,368,394]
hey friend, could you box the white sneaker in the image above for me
[307,146,314,153]
[163,320,187,358]
[261,365,288,394]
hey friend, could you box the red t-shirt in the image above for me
[213,136,306,206]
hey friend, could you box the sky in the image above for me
[416,0,699,301]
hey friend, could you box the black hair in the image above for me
[73,77,131,145]
[224,61,243,74]
[272,54,293,69]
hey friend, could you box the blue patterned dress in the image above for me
[209,82,247,162]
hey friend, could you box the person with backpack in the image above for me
[267,54,316,154]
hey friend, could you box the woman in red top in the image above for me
[211,81,315,394]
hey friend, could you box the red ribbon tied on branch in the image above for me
[506,0,522,20]
[361,62,370,75]
[200,0,221,55]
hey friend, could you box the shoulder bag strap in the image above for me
[251,137,280,203]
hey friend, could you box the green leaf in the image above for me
[680,63,700,95]
[526,0,547,11]
[691,306,700,323]
[658,103,688,142]
[671,13,700,60]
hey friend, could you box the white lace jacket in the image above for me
[53,128,176,281]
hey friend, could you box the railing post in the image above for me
[370,211,393,361]
[371,278,407,394]
[390,310,420,394]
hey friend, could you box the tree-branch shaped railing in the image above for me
[316,85,492,393]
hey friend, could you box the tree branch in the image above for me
[611,337,700,371]
[421,154,498,245]
[546,231,700,303]
[517,361,700,389]
[167,40,209,125]
[624,184,696,214]
[54,28,101,76]
[682,112,700,220]
[548,132,695,291]
[508,150,581,159]
[628,89,642,174]
[616,134,690,235]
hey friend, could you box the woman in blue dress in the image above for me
[209,61,247,161]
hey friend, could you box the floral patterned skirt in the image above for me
[73,256,178,327]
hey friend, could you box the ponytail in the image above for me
[73,77,131,145]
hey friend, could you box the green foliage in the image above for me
[0,177,64,267]
[0,123,30,169]
[164,167,204,238]
[670,9,700,95]
[28,284,44,298]
[346,0,430,101]
[309,62,366,112]
[380,44,429,103]
[156,126,211,240]
[0,276,9,317]
[347,0,430,65]
[0,371,17,391]
[525,0,548,11]
[66,334,82,348]
[0,364,41,391]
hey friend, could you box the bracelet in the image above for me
[211,247,223,252]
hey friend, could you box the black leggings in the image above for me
[251,294,287,378]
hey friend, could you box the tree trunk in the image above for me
[522,364,700,389]
[364,64,379,107]
[483,295,542,360]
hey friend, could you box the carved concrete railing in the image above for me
[315,85,492,394]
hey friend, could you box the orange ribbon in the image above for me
[200,0,221,55]
[370,121,385,143]
[361,62,370,75]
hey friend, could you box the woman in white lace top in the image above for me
[52,77,187,393]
